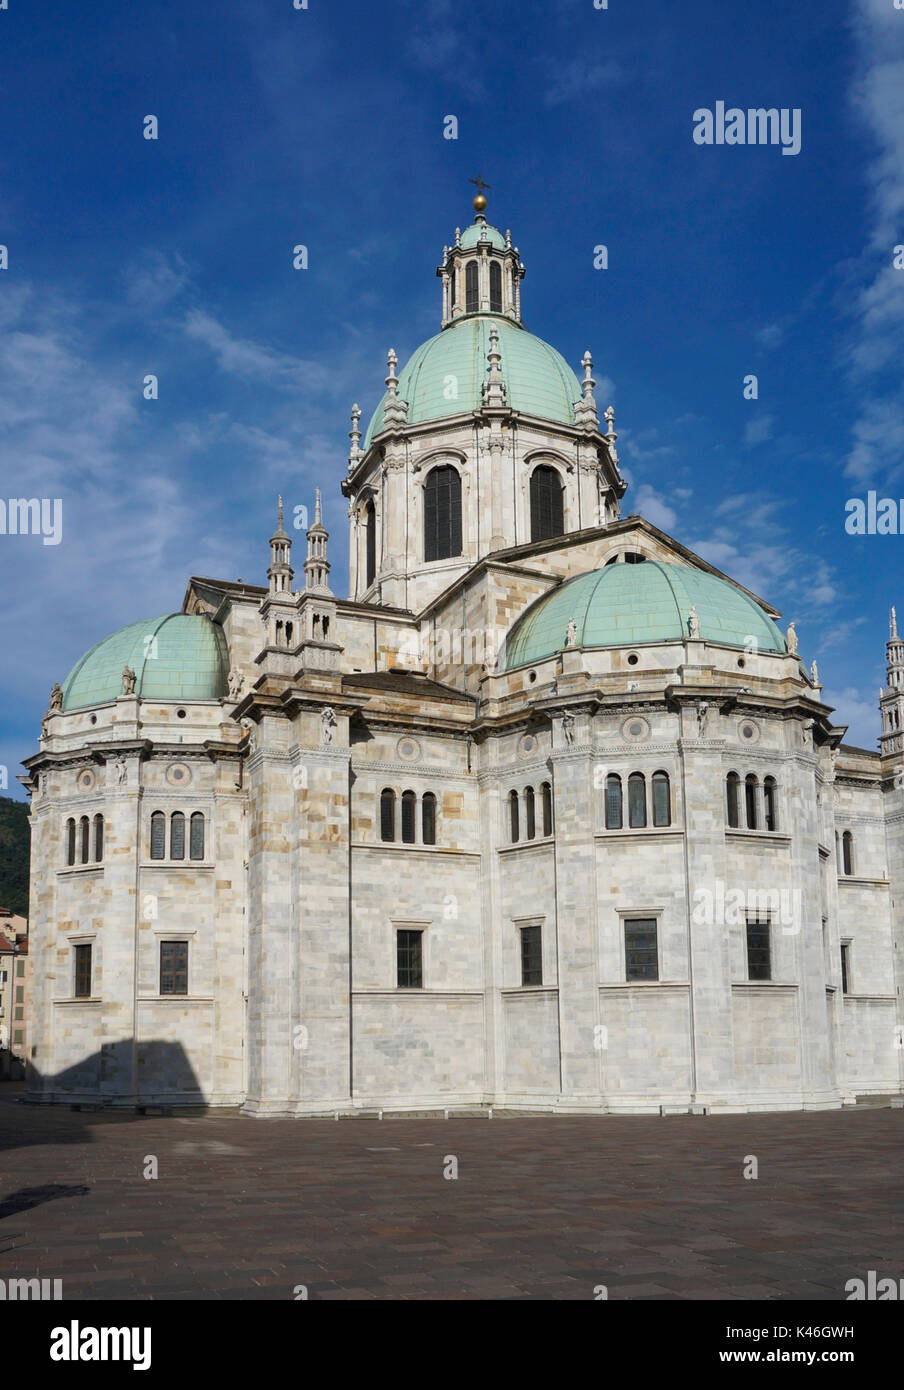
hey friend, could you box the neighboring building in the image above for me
[18,196,904,1115]
[0,908,29,1081]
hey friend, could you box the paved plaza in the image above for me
[1,1090,901,1300]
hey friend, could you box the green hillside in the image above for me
[0,796,30,919]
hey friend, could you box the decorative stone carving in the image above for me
[49,682,63,711]
[697,702,709,738]
[786,622,798,655]
[228,667,244,700]
[561,710,575,747]
[121,665,137,695]
[565,618,578,648]
[321,706,337,746]
[687,607,700,639]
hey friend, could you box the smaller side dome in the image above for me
[503,561,787,669]
[61,614,229,710]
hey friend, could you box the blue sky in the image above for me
[1,0,903,794]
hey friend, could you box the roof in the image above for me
[342,670,472,702]
[503,560,788,670]
[61,614,229,711]
[459,219,507,251]
[364,314,582,448]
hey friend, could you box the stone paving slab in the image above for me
[0,1091,902,1300]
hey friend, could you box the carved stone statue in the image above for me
[112,758,127,786]
[687,607,700,639]
[562,710,575,747]
[121,665,137,695]
[565,618,578,648]
[786,622,798,655]
[811,660,820,686]
[228,667,243,700]
[321,706,337,746]
[49,682,63,711]
[697,702,709,738]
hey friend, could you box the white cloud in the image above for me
[634,484,678,533]
[744,414,774,447]
[124,250,190,312]
[184,309,334,395]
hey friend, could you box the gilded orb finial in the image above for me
[469,174,491,216]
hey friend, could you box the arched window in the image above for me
[726,773,740,829]
[605,774,623,830]
[489,261,502,313]
[525,786,536,840]
[150,811,165,860]
[745,775,758,830]
[842,830,854,876]
[530,466,564,542]
[465,261,479,313]
[509,790,520,843]
[422,792,437,846]
[380,789,395,843]
[79,816,90,864]
[364,498,376,588]
[541,782,553,837]
[93,814,104,863]
[763,777,778,832]
[424,465,462,562]
[628,773,647,829]
[652,771,671,827]
[449,269,456,314]
[401,790,416,844]
[190,812,205,861]
[171,811,185,860]
[67,818,76,866]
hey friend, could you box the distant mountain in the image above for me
[0,796,30,919]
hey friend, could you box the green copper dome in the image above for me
[458,220,507,250]
[503,561,787,670]
[364,315,582,449]
[61,614,229,711]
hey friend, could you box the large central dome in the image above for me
[364,314,582,449]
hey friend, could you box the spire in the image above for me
[268,495,293,596]
[574,349,600,430]
[481,322,507,408]
[304,486,332,594]
[886,605,904,688]
[348,403,362,473]
[382,349,409,428]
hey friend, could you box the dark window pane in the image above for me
[397,929,423,988]
[422,792,436,846]
[652,772,670,827]
[541,782,553,837]
[424,465,462,562]
[764,778,777,832]
[530,466,564,542]
[520,924,542,986]
[625,918,658,981]
[93,814,104,862]
[746,919,771,980]
[606,775,622,830]
[171,812,185,860]
[67,818,76,866]
[842,832,853,876]
[190,813,205,861]
[365,499,376,587]
[745,776,758,829]
[628,774,647,828]
[449,269,456,312]
[401,790,416,844]
[726,774,740,829]
[160,940,188,996]
[80,816,90,864]
[509,790,519,843]
[380,789,395,842]
[150,812,165,860]
[465,261,478,313]
[525,786,536,840]
[74,944,92,998]
[840,943,850,995]
[489,261,502,313]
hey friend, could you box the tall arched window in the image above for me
[763,777,778,832]
[509,790,520,843]
[93,814,104,863]
[489,261,502,313]
[465,261,479,313]
[190,813,205,861]
[525,786,536,840]
[842,830,854,876]
[150,811,166,860]
[726,772,740,829]
[79,816,90,865]
[628,773,647,829]
[530,466,564,542]
[422,792,437,846]
[652,771,671,828]
[170,811,185,861]
[541,782,553,837]
[401,790,416,844]
[364,498,376,588]
[67,818,76,866]
[745,774,759,830]
[380,789,395,843]
[424,465,462,562]
[605,774,623,830]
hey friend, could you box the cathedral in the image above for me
[21,195,904,1116]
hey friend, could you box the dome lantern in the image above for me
[436,183,525,329]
